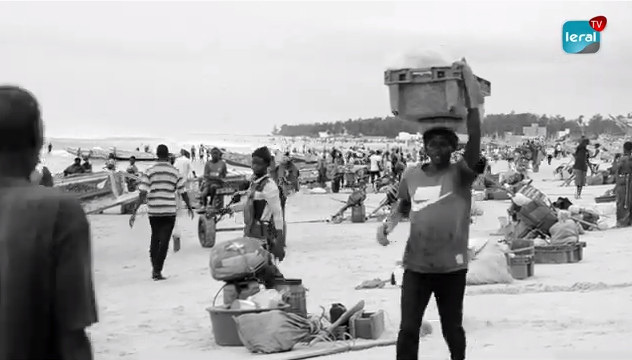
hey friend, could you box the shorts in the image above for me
[574,169,587,187]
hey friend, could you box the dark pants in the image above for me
[369,171,380,184]
[148,216,176,274]
[616,175,632,227]
[397,269,467,360]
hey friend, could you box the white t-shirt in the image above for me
[174,156,193,179]
[369,154,382,172]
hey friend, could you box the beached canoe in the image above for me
[54,171,139,214]
[111,149,157,161]
[218,151,250,168]
[65,147,158,161]
[65,147,109,160]
[215,149,318,169]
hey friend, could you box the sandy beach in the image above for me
[85,157,632,360]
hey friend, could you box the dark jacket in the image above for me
[573,146,589,171]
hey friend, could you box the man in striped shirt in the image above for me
[129,144,194,281]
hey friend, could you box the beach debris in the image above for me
[354,278,393,290]
[309,300,365,346]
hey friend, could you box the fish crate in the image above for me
[349,310,385,340]
[384,65,490,123]
[507,254,535,280]
[534,242,587,264]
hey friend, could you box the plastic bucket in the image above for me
[206,303,290,346]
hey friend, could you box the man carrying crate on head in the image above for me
[379,59,486,360]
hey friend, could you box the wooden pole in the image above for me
[282,339,397,360]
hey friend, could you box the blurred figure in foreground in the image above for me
[0,85,98,360]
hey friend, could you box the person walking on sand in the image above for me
[128,144,194,281]
[0,85,98,360]
[573,138,590,199]
[377,60,484,360]
[172,149,194,250]
[612,141,632,227]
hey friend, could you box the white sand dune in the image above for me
[87,158,632,360]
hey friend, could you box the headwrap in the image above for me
[252,146,272,165]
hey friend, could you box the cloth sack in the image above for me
[466,241,513,285]
[549,219,579,244]
[209,237,269,281]
[234,310,314,354]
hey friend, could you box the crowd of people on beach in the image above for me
[3,73,632,360]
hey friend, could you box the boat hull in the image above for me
[55,171,138,214]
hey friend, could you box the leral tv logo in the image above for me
[562,15,607,54]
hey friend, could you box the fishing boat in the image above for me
[65,147,109,160]
[220,149,318,169]
[220,151,252,168]
[111,149,157,161]
[54,171,139,214]
[65,147,158,161]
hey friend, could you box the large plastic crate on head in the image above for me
[384,65,491,123]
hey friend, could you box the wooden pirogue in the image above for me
[54,171,139,214]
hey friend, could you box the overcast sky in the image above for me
[0,1,630,138]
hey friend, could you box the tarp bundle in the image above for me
[466,240,513,285]
[234,310,319,354]
[210,237,269,281]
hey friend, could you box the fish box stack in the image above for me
[384,61,491,132]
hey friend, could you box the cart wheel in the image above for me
[198,215,216,248]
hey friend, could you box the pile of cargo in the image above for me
[497,182,595,280]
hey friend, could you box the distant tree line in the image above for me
[272,113,630,139]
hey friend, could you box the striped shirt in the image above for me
[138,162,185,216]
